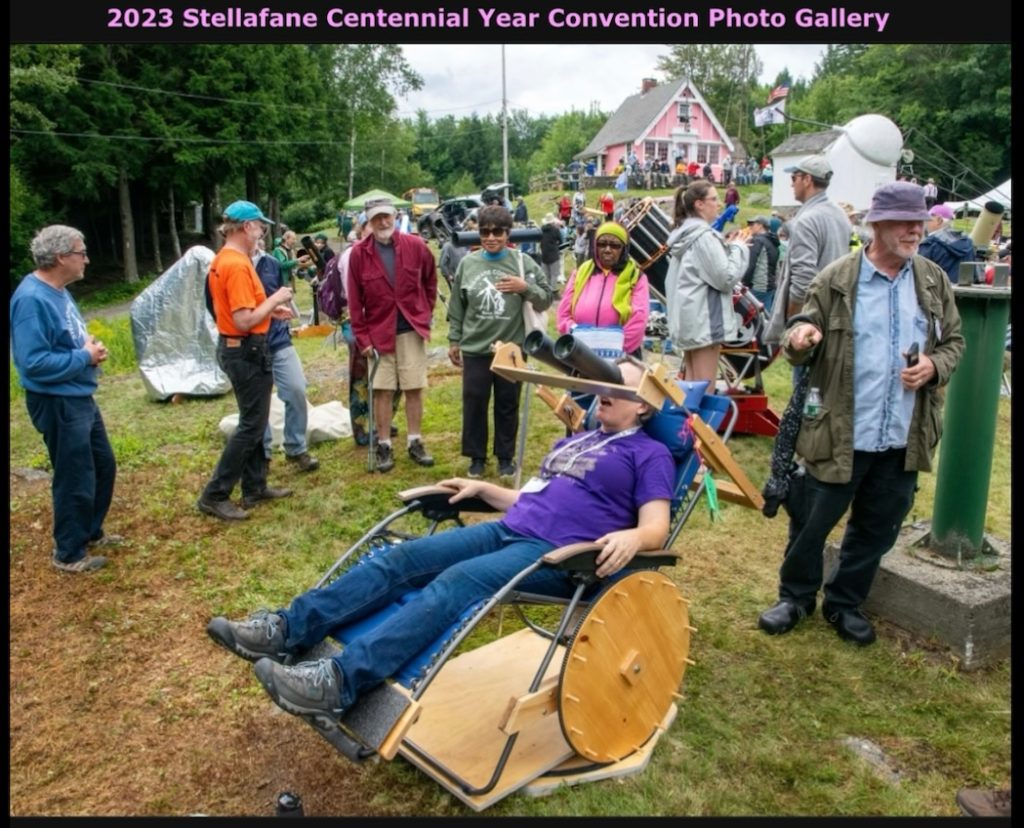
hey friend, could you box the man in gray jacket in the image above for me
[757,182,963,646]
[764,155,851,351]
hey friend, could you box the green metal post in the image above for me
[929,282,1011,559]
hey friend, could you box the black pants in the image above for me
[202,336,273,501]
[778,448,917,611]
[461,353,521,462]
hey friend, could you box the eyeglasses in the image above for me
[790,173,806,181]
[64,249,88,257]
[478,227,507,237]
[596,241,625,250]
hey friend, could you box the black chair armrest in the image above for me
[541,542,679,572]
[397,485,499,522]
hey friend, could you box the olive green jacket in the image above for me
[783,250,964,483]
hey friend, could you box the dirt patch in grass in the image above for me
[8,466,445,817]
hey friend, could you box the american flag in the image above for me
[767,83,790,104]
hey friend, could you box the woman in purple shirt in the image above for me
[207,360,675,723]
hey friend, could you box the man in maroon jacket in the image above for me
[347,196,438,472]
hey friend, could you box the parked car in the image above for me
[417,195,483,243]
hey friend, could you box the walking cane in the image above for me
[366,348,380,473]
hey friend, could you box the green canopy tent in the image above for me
[343,189,411,210]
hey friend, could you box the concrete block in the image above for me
[825,523,1010,670]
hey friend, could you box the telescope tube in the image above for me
[969,201,1005,250]
[451,227,544,247]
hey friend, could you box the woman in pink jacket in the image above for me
[557,221,650,357]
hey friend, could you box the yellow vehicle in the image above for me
[403,187,440,220]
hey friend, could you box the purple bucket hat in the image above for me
[865,182,930,222]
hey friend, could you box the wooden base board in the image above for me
[522,703,678,797]
[399,628,575,811]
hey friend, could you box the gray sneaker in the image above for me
[286,452,320,472]
[253,657,345,721]
[52,553,107,573]
[407,438,434,467]
[197,497,249,521]
[206,610,293,664]
[375,441,395,473]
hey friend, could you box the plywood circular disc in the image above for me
[558,571,690,763]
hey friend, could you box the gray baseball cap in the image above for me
[783,155,833,180]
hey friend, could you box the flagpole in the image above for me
[501,45,509,196]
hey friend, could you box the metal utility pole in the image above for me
[502,45,509,198]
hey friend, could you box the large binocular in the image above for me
[300,235,325,272]
[522,330,623,385]
[451,227,544,247]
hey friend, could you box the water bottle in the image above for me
[276,792,304,817]
[803,387,823,418]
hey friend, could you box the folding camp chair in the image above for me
[273,348,760,810]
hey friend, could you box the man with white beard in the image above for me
[346,197,438,472]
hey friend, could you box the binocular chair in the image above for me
[286,342,755,810]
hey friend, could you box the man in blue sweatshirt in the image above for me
[10,225,119,573]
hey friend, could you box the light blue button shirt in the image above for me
[852,252,927,452]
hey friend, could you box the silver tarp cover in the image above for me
[130,245,231,401]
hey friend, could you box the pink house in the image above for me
[577,78,734,180]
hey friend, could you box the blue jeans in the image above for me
[25,392,117,563]
[278,522,571,708]
[752,288,775,315]
[202,336,272,501]
[777,449,918,610]
[262,345,309,459]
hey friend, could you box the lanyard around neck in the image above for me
[540,426,639,480]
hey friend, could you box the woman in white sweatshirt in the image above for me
[664,180,748,383]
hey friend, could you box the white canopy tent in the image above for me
[944,179,1012,217]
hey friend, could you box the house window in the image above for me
[697,144,720,165]
[677,102,691,125]
[644,141,670,162]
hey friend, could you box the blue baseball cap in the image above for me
[223,200,274,224]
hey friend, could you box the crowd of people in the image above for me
[15,172,1007,559]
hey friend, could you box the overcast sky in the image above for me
[394,44,827,120]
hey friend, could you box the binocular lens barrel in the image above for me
[523,330,573,374]
[552,334,623,384]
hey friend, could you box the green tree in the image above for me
[9,45,81,131]
[10,165,46,283]
[319,45,422,200]
[527,110,606,179]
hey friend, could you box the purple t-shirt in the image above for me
[502,428,675,549]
